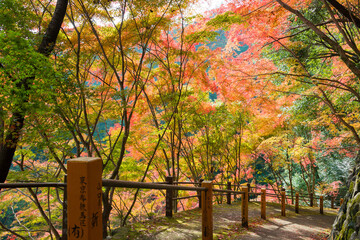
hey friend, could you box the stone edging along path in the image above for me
[111,201,338,239]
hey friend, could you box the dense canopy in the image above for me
[1,0,359,238]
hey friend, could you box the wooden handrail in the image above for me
[174,181,202,184]
[212,183,228,186]
[102,179,207,191]
[213,189,245,194]
[250,192,262,195]
[213,193,227,197]
[0,182,66,188]
[2,176,343,239]
[173,195,201,200]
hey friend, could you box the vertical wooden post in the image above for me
[166,176,174,217]
[199,179,204,209]
[234,182,237,200]
[295,192,299,214]
[227,182,231,205]
[67,157,102,240]
[241,186,249,228]
[340,198,344,206]
[247,183,251,202]
[331,196,335,209]
[281,188,286,217]
[320,196,324,214]
[202,181,213,240]
[310,193,314,207]
[261,188,266,220]
[62,175,68,240]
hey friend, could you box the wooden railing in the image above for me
[0,157,344,240]
[0,181,67,239]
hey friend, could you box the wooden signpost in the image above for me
[67,157,103,240]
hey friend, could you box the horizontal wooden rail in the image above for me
[174,181,201,185]
[0,182,66,188]
[213,183,228,186]
[213,189,245,194]
[250,192,262,195]
[297,194,312,198]
[102,179,207,192]
[213,193,227,197]
[201,185,339,203]
[174,195,201,200]
[2,160,345,240]
[251,186,324,197]
[249,187,273,190]
[231,186,339,203]
[267,193,281,197]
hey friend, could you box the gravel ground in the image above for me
[236,203,337,240]
[238,212,336,240]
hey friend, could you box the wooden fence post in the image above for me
[199,179,204,209]
[247,183,251,202]
[295,192,299,214]
[281,188,286,217]
[241,186,249,228]
[261,188,266,220]
[67,157,102,240]
[62,175,68,240]
[166,176,174,217]
[310,193,314,207]
[331,196,335,209]
[227,182,231,205]
[320,196,324,214]
[202,181,213,240]
[234,183,237,200]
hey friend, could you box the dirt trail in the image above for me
[111,201,338,240]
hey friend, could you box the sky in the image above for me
[191,0,227,15]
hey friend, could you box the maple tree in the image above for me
[55,0,196,235]
[212,0,360,147]
[1,0,359,238]
[203,0,360,205]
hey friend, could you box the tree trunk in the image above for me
[0,0,68,184]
